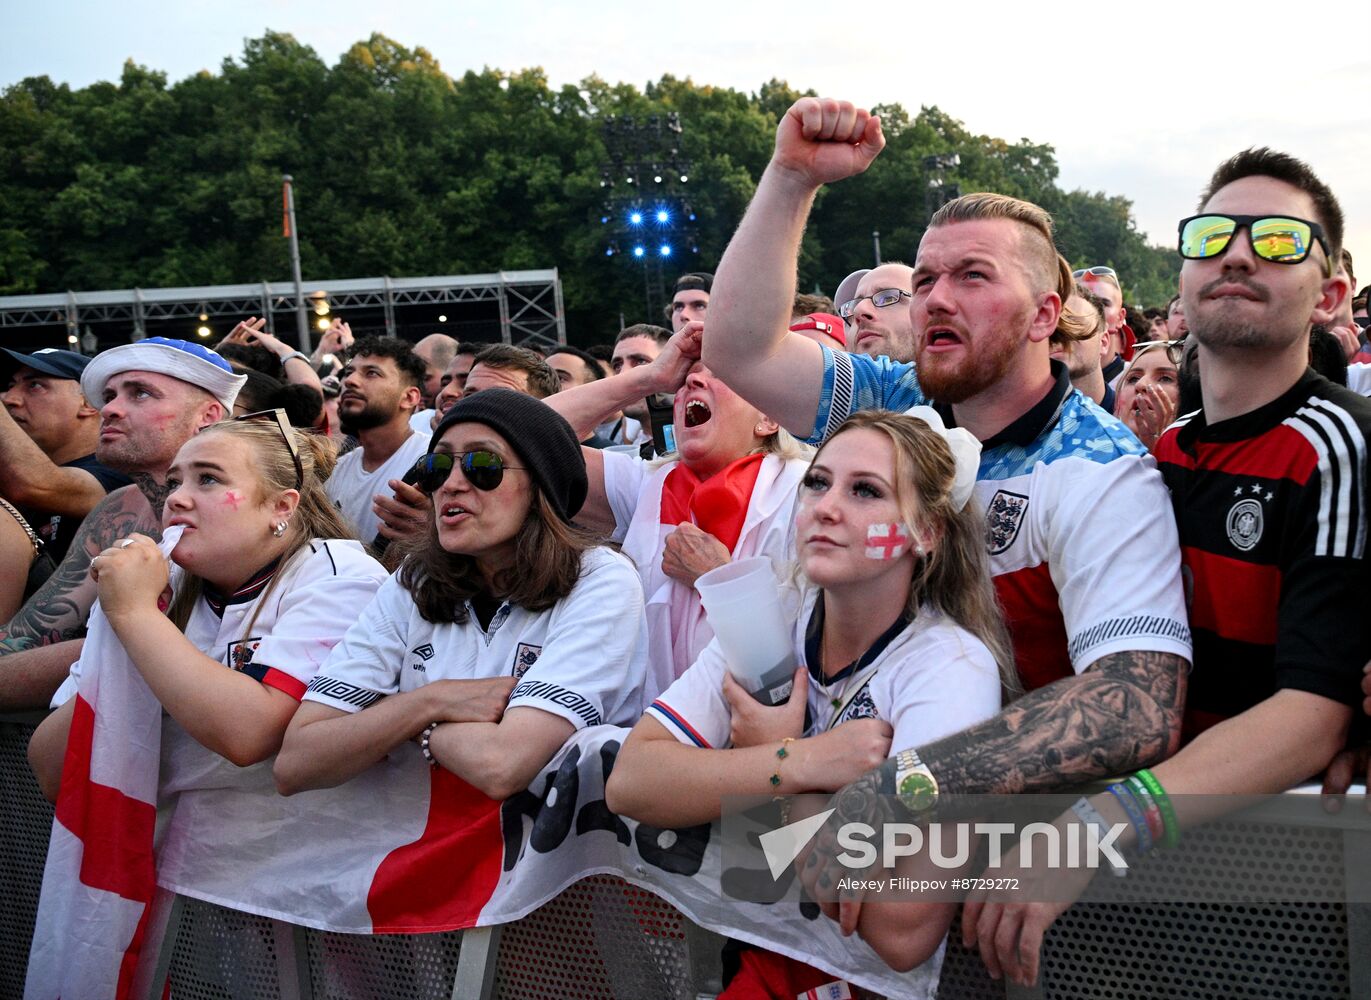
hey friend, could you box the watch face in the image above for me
[899,772,937,812]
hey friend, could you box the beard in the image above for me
[338,398,396,435]
[915,338,1017,404]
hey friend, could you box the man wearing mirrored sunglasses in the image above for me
[1166,148,1367,757]
[964,148,1371,982]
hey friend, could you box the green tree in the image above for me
[0,33,1181,344]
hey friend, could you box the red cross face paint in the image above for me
[865,522,912,560]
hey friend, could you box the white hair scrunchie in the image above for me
[900,405,982,511]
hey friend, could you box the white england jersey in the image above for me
[648,589,1001,749]
[303,546,651,730]
[53,539,388,707]
[811,351,1192,690]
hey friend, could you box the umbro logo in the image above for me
[412,643,435,660]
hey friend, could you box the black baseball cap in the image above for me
[673,272,713,295]
[0,347,91,381]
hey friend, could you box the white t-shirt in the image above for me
[303,546,651,730]
[647,588,1002,751]
[54,540,389,708]
[600,450,809,698]
[325,431,429,541]
[410,409,438,435]
[1346,363,1371,397]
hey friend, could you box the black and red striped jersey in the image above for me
[1156,370,1371,742]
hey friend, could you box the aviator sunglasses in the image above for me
[1177,214,1330,268]
[412,450,524,494]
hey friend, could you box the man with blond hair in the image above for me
[702,100,1191,950]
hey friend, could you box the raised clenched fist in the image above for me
[771,97,886,188]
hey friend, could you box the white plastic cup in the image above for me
[695,556,796,705]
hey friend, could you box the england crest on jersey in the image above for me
[512,643,542,678]
[985,490,1029,555]
[227,638,263,671]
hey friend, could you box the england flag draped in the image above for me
[25,529,184,1000]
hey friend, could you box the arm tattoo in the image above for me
[0,486,160,654]
[917,649,1187,798]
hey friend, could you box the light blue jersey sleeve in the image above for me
[807,346,928,444]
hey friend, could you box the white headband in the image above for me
[901,405,981,511]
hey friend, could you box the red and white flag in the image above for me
[25,529,183,1000]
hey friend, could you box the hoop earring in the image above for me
[272,521,288,538]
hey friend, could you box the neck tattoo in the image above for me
[133,473,174,521]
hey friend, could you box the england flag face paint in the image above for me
[865,522,911,560]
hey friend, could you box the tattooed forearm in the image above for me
[917,649,1188,797]
[0,485,158,654]
[132,473,174,522]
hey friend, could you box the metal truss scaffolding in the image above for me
[0,270,566,349]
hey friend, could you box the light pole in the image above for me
[282,175,309,351]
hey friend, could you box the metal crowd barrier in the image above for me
[3,712,1367,999]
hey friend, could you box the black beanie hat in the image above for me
[429,388,588,521]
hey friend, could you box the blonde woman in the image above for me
[29,411,387,797]
[607,408,1015,995]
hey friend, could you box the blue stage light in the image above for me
[633,245,646,258]
[655,209,670,224]
[659,244,672,257]
[629,212,643,226]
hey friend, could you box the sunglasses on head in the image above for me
[413,450,524,493]
[1177,214,1330,268]
[1073,266,1120,289]
[837,288,913,320]
[234,408,302,489]
[1130,339,1186,366]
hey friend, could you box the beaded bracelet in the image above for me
[1124,774,1167,845]
[420,722,440,766]
[1135,768,1181,849]
[1107,781,1153,855]
[769,737,797,799]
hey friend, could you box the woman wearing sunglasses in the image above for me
[28,412,388,799]
[275,389,649,801]
[606,409,1015,994]
[1116,340,1184,451]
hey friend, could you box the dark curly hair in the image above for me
[343,336,428,390]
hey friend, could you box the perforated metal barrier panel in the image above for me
[166,899,286,1000]
[1039,820,1357,1000]
[492,874,704,1000]
[937,910,1008,1000]
[306,928,463,1000]
[4,712,1366,1000]
[0,715,55,1000]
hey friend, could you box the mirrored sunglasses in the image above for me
[1177,214,1329,267]
[413,450,524,493]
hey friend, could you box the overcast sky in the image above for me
[5,0,1371,285]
